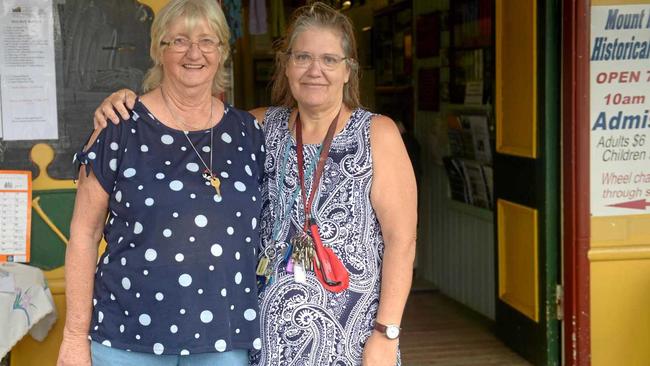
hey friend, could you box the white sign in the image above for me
[0,171,31,263]
[0,0,58,141]
[590,4,650,216]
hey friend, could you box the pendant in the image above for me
[203,169,221,196]
[210,176,221,196]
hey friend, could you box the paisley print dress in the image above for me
[251,107,400,366]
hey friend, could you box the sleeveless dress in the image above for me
[251,107,401,366]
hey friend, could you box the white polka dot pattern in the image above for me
[80,101,263,356]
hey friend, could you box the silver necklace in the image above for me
[160,87,222,196]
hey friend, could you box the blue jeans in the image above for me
[91,341,249,366]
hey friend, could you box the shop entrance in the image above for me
[234,0,565,365]
[492,0,561,364]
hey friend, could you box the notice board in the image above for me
[0,0,154,179]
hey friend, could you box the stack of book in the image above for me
[443,114,493,209]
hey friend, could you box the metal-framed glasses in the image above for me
[288,52,348,70]
[161,36,221,53]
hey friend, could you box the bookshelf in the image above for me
[449,0,493,105]
[373,0,414,131]
[443,111,493,209]
[442,0,494,211]
[446,103,492,112]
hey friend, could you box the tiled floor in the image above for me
[400,291,531,365]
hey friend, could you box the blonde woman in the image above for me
[58,1,264,365]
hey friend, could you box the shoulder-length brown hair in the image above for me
[142,0,231,96]
[270,2,361,109]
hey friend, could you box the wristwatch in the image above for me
[373,321,401,340]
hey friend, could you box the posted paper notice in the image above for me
[0,171,32,263]
[0,0,58,141]
[590,5,650,216]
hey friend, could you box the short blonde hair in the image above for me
[142,0,230,96]
[271,2,361,109]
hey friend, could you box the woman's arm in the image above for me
[96,92,268,129]
[57,137,110,365]
[248,107,268,126]
[93,89,138,129]
[363,115,417,366]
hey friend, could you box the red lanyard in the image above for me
[295,109,341,232]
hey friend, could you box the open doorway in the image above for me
[235,0,562,365]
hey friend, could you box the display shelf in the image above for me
[447,199,493,221]
[375,85,412,94]
[444,103,493,111]
[373,0,414,130]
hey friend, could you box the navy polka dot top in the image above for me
[75,99,265,355]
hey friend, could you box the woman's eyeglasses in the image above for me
[288,52,347,70]
[161,37,221,53]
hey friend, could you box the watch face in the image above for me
[386,325,400,339]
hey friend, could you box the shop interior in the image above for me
[232,4,505,361]
[231,3,501,354]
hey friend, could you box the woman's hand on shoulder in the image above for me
[248,107,268,126]
[93,89,138,129]
[362,331,399,366]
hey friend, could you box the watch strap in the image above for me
[374,321,388,333]
[373,321,401,338]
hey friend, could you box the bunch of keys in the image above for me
[290,232,315,283]
[256,246,277,290]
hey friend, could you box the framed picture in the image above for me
[416,12,441,58]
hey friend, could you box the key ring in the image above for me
[264,245,277,260]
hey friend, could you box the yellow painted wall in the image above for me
[589,2,650,365]
[591,216,650,365]
[592,0,648,3]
